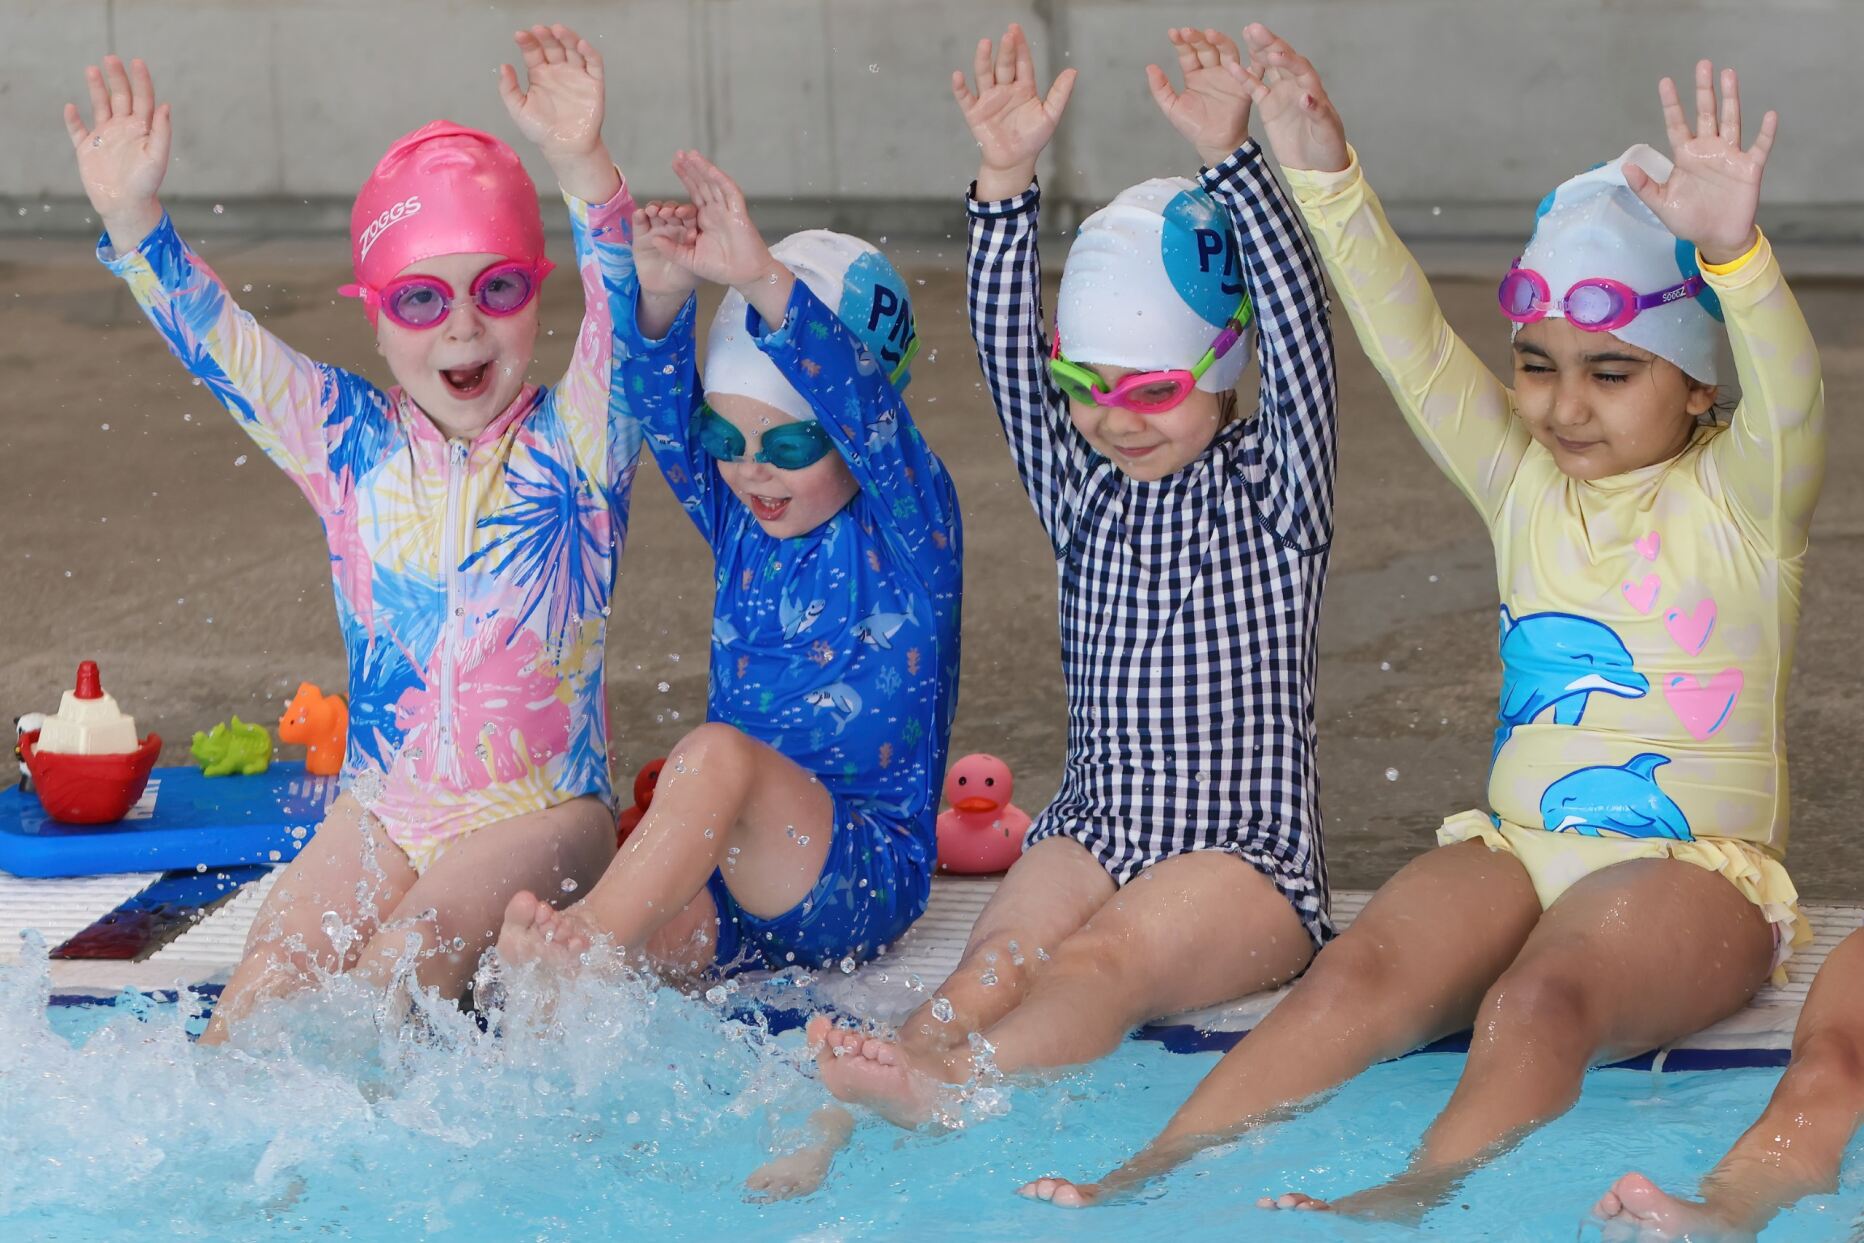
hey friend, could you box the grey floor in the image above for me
[4,231,1860,898]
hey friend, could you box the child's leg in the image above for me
[348,795,616,1000]
[818,848,1320,1126]
[1593,926,1864,1242]
[497,723,835,965]
[1022,839,1541,1205]
[1273,855,1774,1222]
[828,836,1115,1054]
[200,794,417,1045]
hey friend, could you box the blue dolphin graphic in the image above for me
[852,597,918,650]
[804,681,863,735]
[780,588,826,640]
[1495,606,1648,759]
[1539,754,1693,840]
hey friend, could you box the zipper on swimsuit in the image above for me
[438,439,467,779]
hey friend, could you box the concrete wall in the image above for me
[5,0,1858,238]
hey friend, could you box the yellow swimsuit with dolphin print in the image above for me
[1287,153,1825,966]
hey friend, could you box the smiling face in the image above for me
[376,252,539,440]
[706,393,858,538]
[1511,318,1717,480]
[1065,364,1225,480]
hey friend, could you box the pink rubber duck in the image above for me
[935,753,1029,875]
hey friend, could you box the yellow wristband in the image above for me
[1699,228,1765,276]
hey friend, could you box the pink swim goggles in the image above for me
[342,259,554,330]
[1498,261,1703,333]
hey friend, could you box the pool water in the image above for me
[4,946,1861,1242]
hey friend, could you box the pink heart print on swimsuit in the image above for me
[1284,142,1823,954]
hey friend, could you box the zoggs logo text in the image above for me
[358,196,423,262]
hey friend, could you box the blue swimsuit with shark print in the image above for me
[617,279,963,973]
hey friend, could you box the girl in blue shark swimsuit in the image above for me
[497,151,961,978]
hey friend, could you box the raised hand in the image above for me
[632,202,701,299]
[666,152,781,287]
[497,23,619,203]
[1625,61,1774,264]
[1236,25,1349,175]
[64,55,171,251]
[950,22,1076,200]
[1146,27,1253,168]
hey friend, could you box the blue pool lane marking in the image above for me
[51,866,271,961]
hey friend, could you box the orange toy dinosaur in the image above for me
[278,683,348,777]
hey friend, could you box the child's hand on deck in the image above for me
[1147,27,1253,169]
[1235,26,1349,175]
[951,22,1076,201]
[498,23,621,203]
[64,55,170,252]
[1624,61,1774,266]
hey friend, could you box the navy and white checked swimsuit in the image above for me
[965,142,1339,945]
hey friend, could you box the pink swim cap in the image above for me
[340,120,551,323]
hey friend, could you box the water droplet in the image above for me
[1385,767,1400,782]
[979,968,999,987]
[656,680,670,693]
[560,878,578,893]
[931,996,954,1023]
[234,454,248,466]
[839,956,857,974]
[868,63,879,73]
[795,835,810,846]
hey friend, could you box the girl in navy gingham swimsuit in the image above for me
[808,24,1337,1131]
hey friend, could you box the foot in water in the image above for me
[806,1014,952,1129]
[1592,1172,1757,1242]
[495,890,600,969]
[1018,1176,1102,1208]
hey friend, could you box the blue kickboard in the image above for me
[0,763,338,878]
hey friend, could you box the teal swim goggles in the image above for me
[691,335,921,471]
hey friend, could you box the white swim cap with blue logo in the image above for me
[703,230,917,424]
[1519,144,1722,385]
[1057,178,1251,394]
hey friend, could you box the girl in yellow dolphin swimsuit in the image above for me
[1019,27,1824,1226]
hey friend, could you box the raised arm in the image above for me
[499,23,644,495]
[1625,62,1824,552]
[71,56,390,513]
[1151,27,1337,549]
[1243,27,1528,521]
[956,23,1088,549]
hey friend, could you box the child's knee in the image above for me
[1788,1027,1864,1111]
[671,721,752,768]
[1477,963,1597,1052]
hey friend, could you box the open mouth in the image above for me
[440,363,492,399]
[747,494,791,523]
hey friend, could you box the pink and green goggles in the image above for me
[1048,293,1253,415]
[1497,261,1703,334]
[341,259,555,330]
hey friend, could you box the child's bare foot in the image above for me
[1258,1191,1334,1212]
[495,890,596,968]
[1018,1176,1103,1207]
[744,1146,834,1202]
[1592,1172,1757,1242]
[806,1013,950,1128]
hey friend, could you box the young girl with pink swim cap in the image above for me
[65,24,645,1045]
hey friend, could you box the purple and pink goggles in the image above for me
[1497,261,1703,334]
[340,259,554,331]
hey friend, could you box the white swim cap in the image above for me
[1517,145,1723,385]
[703,230,917,423]
[1057,178,1252,394]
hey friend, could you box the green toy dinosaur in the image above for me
[190,716,273,777]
